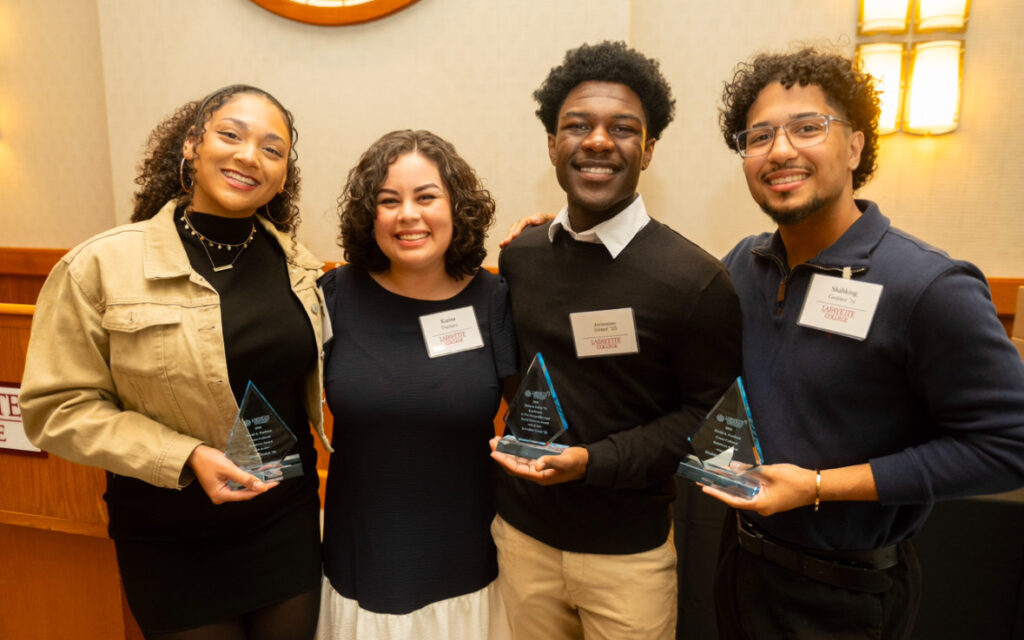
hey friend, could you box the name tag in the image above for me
[570,307,640,358]
[419,306,485,358]
[797,273,882,341]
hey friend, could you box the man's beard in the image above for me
[760,194,833,226]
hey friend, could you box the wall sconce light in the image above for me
[859,0,910,34]
[856,43,905,134]
[904,40,963,134]
[915,0,970,32]
[856,0,968,135]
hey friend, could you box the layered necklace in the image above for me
[180,208,257,272]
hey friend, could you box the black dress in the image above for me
[320,266,517,616]
[108,210,322,633]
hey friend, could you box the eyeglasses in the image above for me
[733,114,852,158]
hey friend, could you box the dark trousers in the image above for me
[714,511,922,640]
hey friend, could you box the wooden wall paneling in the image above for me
[0,451,111,538]
[989,278,1024,338]
[0,248,66,275]
[0,524,130,640]
[0,307,110,536]
[0,305,33,381]
[0,248,65,305]
[0,275,47,305]
[0,305,143,638]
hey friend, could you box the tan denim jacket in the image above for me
[20,200,331,489]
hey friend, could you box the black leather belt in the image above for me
[736,515,900,593]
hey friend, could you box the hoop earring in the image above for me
[179,157,193,194]
[265,206,297,226]
[263,197,297,226]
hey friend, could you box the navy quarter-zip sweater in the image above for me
[725,199,1024,551]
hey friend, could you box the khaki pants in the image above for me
[491,515,677,640]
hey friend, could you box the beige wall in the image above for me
[3,0,1022,276]
[93,0,628,264]
[864,1,1024,277]
[632,2,855,262]
[0,0,115,247]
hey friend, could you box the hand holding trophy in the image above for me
[496,353,570,459]
[676,378,763,499]
[224,381,304,490]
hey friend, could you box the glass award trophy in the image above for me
[676,378,763,499]
[496,353,570,459]
[224,381,303,489]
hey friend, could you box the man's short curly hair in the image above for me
[719,47,881,191]
[339,130,495,280]
[534,41,675,141]
[132,84,302,233]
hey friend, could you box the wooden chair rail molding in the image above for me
[0,302,34,316]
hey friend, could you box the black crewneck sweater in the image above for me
[497,218,742,553]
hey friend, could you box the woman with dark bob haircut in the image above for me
[21,85,330,639]
[339,129,492,278]
[318,129,517,639]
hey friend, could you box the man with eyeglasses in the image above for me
[703,47,1024,639]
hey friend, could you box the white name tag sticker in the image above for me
[570,307,640,358]
[797,273,883,341]
[419,306,485,358]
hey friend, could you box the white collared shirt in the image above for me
[547,194,650,259]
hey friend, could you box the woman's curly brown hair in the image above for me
[719,47,880,191]
[339,130,495,279]
[131,84,302,233]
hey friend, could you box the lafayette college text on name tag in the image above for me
[797,273,883,341]
[569,308,640,358]
[419,306,485,358]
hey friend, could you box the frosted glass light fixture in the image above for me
[903,40,963,134]
[916,0,970,32]
[857,0,968,135]
[859,0,911,35]
[857,43,905,135]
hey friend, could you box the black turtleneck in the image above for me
[104,207,318,540]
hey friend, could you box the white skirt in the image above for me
[316,577,511,640]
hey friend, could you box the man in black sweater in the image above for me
[490,41,742,640]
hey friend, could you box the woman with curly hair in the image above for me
[318,129,517,639]
[20,85,329,639]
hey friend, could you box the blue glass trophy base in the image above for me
[676,457,761,499]
[496,435,568,459]
[677,378,763,500]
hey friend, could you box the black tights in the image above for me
[144,585,320,640]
